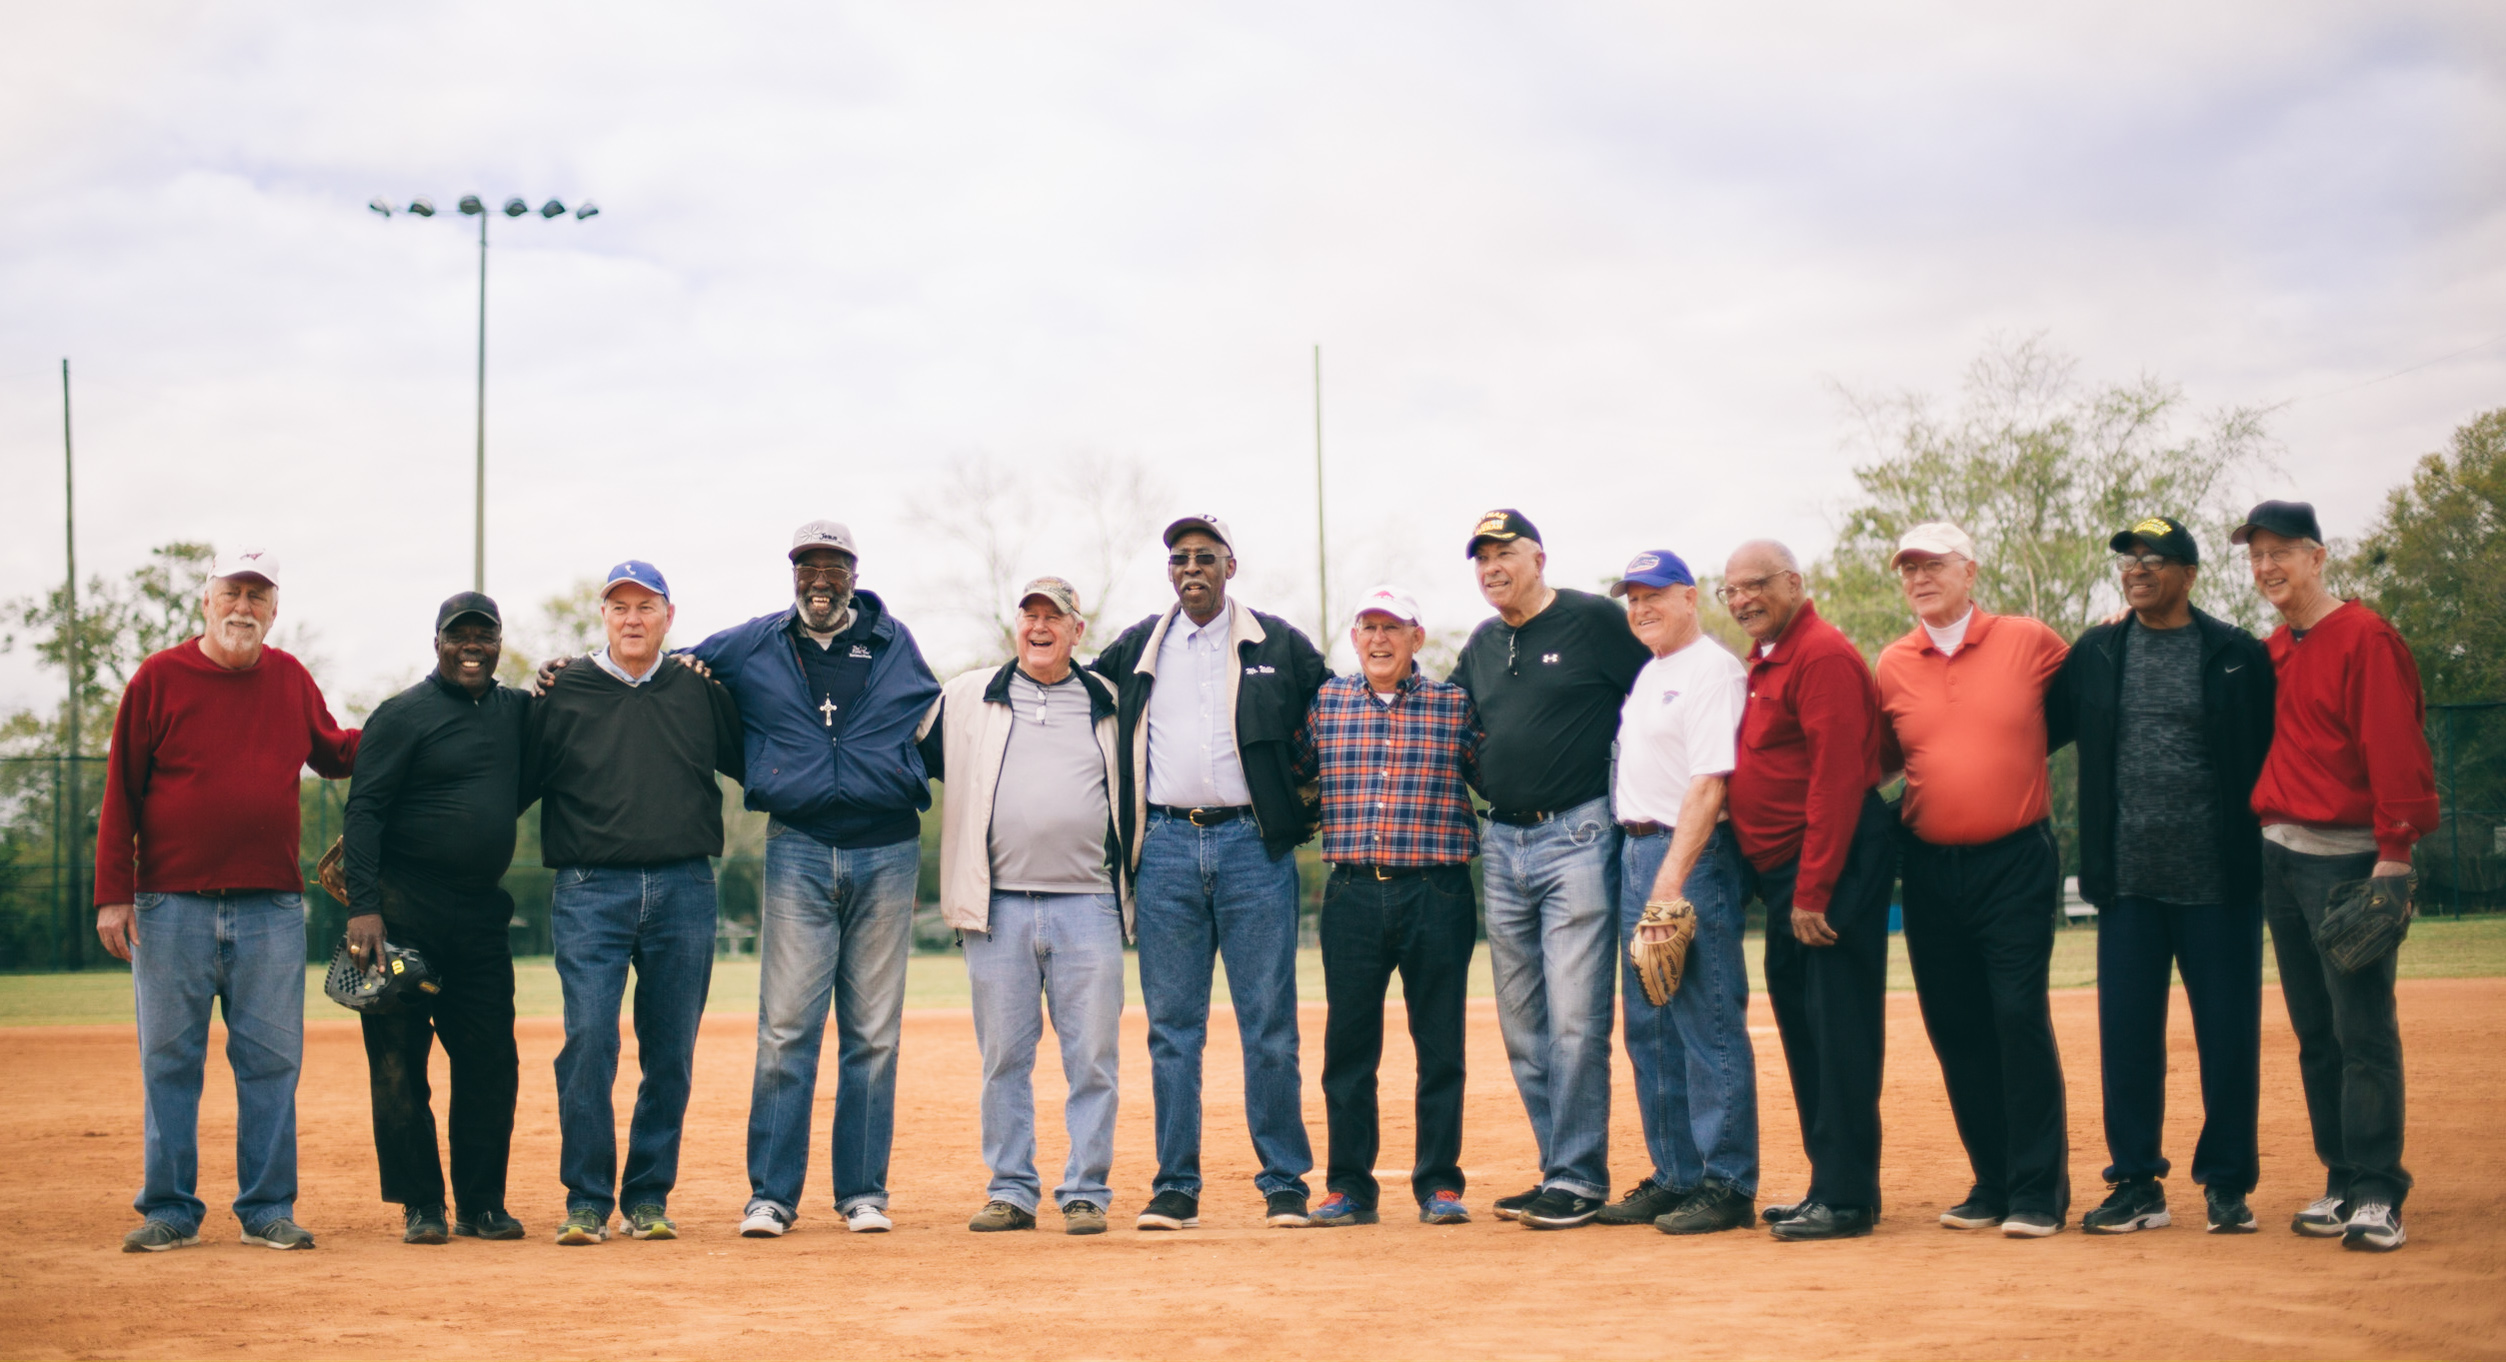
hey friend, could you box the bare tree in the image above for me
[903,451,1169,668]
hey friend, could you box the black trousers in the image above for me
[1319,863,1477,1208]
[2261,842,2412,1208]
[2098,895,2263,1193]
[1898,821,2070,1217]
[1751,790,1896,1212]
[360,890,520,1213]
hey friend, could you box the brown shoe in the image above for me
[969,1200,1036,1232]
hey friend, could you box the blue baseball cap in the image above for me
[601,559,671,601]
[1607,549,1694,597]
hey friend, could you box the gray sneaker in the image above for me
[969,1200,1036,1232]
[121,1220,200,1254]
[1061,1201,1108,1236]
[1656,1184,1756,1236]
[2342,1199,2405,1252]
[240,1218,316,1250]
[1594,1178,1688,1226]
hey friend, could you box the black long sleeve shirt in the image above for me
[529,656,747,867]
[341,673,533,917]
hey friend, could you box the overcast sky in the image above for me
[4,1,2501,709]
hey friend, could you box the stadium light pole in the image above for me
[370,193,600,591]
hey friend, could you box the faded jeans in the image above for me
[963,890,1125,1213]
[1618,823,1758,1196]
[1481,795,1621,1199]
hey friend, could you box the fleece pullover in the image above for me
[2249,600,2439,864]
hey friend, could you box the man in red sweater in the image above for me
[94,550,359,1254]
[1721,539,1894,1241]
[2236,500,2438,1253]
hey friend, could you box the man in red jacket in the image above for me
[94,549,360,1254]
[2236,500,2438,1254]
[1721,540,1894,1241]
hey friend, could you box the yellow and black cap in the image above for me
[1465,508,1542,558]
[2109,516,2199,566]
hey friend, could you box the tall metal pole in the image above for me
[474,210,489,592]
[61,358,83,965]
[1312,344,1328,664]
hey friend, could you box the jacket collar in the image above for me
[2096,605,2243,664]
[1753,597,1825,665]
[984,657,1116,720]
[425,670,498,704]
[786,588,895,645]
[1136,597,1264,678]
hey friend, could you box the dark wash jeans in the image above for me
[1617,822,1758,1196]
[550,859,718,1217]
[1898,820,2071,1218]
[360,892,519,1214]
[2096,895,2263,1193]
[1319,863,1477,1209]
[2262,842,2412,1208]
[1749,790,1895,1212]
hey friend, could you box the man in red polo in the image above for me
[1721,539,1892,1241]
[1875,523,2072,1238]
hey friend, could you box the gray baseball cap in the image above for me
[789,520,859,561]
[1162,514,1233,551]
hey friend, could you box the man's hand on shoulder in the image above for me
[534,655,570,695]
[672,653,713,680]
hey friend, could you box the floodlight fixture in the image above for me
[574,201,600,220]
[459,195,485,215]
[539,199,565,218]
[407,198,435,217]
[501,197,528,217]
[368,198,392,217]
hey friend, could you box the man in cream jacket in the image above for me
[916,577,1130,1236]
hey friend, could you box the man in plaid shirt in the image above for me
[1291,586,1483,1227]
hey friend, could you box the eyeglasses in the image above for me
[1714,573,1784,602]
[793,565,855,585]
[1167,550,1223,568]
[2246,546,2311,567]
[2113,552,2176,572]
[1895,556,1965,580]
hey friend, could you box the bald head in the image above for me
[1723,539,1807,644]
[1729,539,1798,575]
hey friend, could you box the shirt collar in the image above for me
[425,670,498,703]
[592,646,661,686]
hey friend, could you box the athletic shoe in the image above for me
[1940,1197,2007,1230]
[1419,1192,1471,1225]
[121,1221,200,1254]
[969,1200,1036,1232]
[2001,1210,2062,1238]
[626,1205,677,1240]
[454,1208,525,1240]
[1136,1190,1199,1230]
[2082,1179,2169,1235]
[1311,1193,1379,1227]
[846,1204,893,1233]
[1265,1191,1311,1227]
[1761,1198,1807,1224]
[1062,1201,1108,1236]
[555,1208,609,1245]
[2291,1195,2348,1238]
[1656,1184,1755,1236]
[2342,1199,2405,1252]
[2204,1187,2256,1235]
[1492,1187,1543,1221]
[1768,1203,1872,1240]
[1595,1178,1688,1226]
[1518,1189,1604,1229]
[240,1218,316,1250]
[738,1206,789,1238]
[403,1205,450,1245]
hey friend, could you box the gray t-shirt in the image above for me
[988,671,1114,894]
[2115,620,2227,905]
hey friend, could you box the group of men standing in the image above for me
[97,494,2437,1255]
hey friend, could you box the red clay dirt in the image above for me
[2,979,2502,1360]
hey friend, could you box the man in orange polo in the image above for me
[1876,523,2073,1238]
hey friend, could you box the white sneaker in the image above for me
[2291,1195,2348,1238]
[845,1204,893,1233]
[2342,1199,2405,1252]
[739,1208,788,1238]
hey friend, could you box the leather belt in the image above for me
[1152,804,1250,828]
[1333,863,1445,881]
[1483,808,1557,827]
[1617,821,1666,838]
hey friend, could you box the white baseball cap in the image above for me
[210,547,281,586]
[789,520,859,561]
[1162,514,1233,551]
[1350,585,1421,627]
[1893,522,1977,565]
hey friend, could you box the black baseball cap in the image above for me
[1465,508,1543,558]
[435,591,502,633]
[2229,499,2322,546]
[2109,515,2200,566]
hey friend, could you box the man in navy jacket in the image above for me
[693,521,942,1237]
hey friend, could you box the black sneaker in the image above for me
[454,1207,525,1240]
[1491,1187,1543,1221]
[1939,1196,2007,1230]
[1517,1188,1604,1229]
[2082,1179,2169,1235]
[1264,1190,1311,1227]
[2203,1186,2256,1234]
[1656,1184,1754,1236]
[402,1205,450,1245]
[1594,1178,1688,1226]
[1135,1190,1199,1231]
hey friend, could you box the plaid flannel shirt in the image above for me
[1292,669,1481,866]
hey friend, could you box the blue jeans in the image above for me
[1133,809,1313,1198]
[129,890,306,1234]
[550,860,717,1217]
[745,825,919,1220]
[1618,823,1758,1195]
[964,890,1125,1212]
[1481,795,1620,1198]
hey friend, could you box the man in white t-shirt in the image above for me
[1592,548,1759,1235]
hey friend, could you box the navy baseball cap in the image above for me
[1607,549,1695,596]
[1465,508,1543,558]
[601,560,671,601]
[434,591,503,632]
[2229,500,2323,546]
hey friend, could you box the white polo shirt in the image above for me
[1612,634,1747,826]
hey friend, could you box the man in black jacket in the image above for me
[2047,517,2275,1237]
[1091,514,1329,1231]
[341,592,532,1246]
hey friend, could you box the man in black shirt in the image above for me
[1448,509,1650,1228]
[530,561,745,1246]
[341,592,532,1246]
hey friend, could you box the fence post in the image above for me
[2445,707,2462,919]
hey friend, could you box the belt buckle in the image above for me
[1187,807,1217,828]
[1371,865,1393,881]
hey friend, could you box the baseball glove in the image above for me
[2315,874,2414,974]
[315,836,349,906]
[1630,897,1697,1007]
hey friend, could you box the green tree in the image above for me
[2349,406,2506,706]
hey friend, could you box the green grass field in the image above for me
[5,915,2501,1028]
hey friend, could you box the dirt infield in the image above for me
[3,979,2502,1361]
